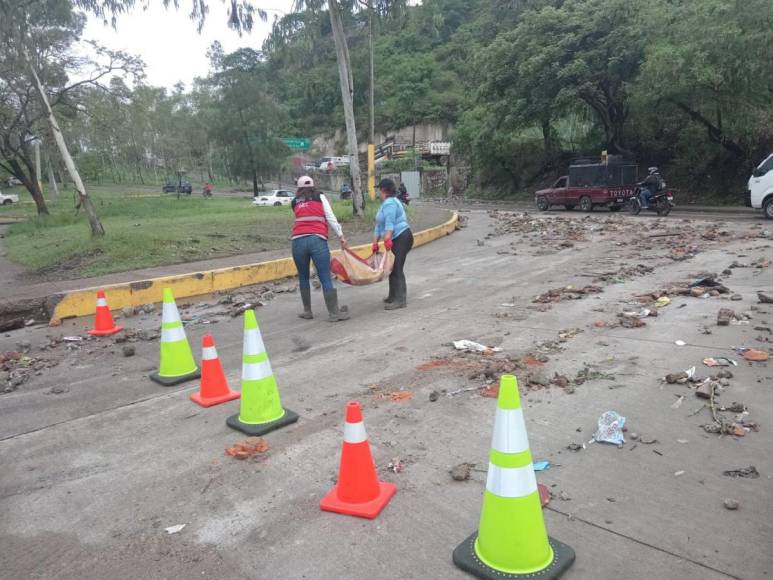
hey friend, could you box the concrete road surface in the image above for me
[1,210,771,579]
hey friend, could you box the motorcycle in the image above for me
[628,187,674,216]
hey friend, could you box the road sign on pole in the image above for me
[281,137,311,151]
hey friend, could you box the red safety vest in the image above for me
[292,193,328,238]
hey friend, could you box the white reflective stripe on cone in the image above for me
[202,346,218,360]
[161,325,186,343]
[486,462,538,498]
[344,421,367,444]
[243,329,266,356]
[242,359,272,381]
[96,298,108,307]
[491,407,530,454]
[162,301,181,323]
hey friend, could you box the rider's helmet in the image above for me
[648,166,659,174]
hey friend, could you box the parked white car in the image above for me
[0,191,20,205]
[252,190,294,207]
[746,153,773,219]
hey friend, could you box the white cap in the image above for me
[297,175,314,187]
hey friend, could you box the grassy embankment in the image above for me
[1,184,377,279]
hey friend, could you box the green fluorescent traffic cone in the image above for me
[453,375,575,579]
[150,287,200,386]
[226,309,298,435]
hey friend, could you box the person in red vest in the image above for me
[292,175,350,322]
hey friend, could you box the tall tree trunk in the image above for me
[8,158,49,215]
[46,154,59,196]
[252,170,259,197]
[207,141,215,181]
[328,0,364,216]
[28,61,104,236]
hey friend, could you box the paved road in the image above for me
[0,210,771,579]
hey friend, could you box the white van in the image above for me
[746,153,773,219]
[317,156,350,170]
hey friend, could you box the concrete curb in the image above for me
[50,211,459,321]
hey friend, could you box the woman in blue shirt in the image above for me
[372,178,413,310]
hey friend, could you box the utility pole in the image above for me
[367,0,375,201]
[33,138,42,191]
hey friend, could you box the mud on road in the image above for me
[1,209,771,579]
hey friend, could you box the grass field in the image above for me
[1,185,378,279]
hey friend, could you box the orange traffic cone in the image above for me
[320,401,396,519]
[88,290,123,336]
[190,335,240,407]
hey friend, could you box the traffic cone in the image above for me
[149,288,200,386]
[226,309,298,435]
[190,335,240,407]
[453,375,575,579]
[88,290,123,336]
[320,401,396,519]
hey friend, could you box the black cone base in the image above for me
[453,533,575,579]
[150,369,201,387]
[226,408,299,436]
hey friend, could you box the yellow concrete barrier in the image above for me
[52,211,458,320]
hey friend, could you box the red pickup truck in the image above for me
[535,159,639,212]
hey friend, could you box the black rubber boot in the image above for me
[324,289,350,322]
[384,279,406,310]
[298,288,313,319]
[383,278,395,303]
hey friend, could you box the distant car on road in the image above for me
[5,177,22,187]
[252,190,294,207]
[162,180,192,194]
[0,191,20,205]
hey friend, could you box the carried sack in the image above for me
[331,248,394,286]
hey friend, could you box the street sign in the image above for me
[281,137,311,151]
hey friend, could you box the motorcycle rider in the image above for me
[639,166,664,208]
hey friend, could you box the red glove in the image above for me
[372,242,380,253]
[384,238,393,251]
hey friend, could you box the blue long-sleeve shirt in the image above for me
[374,197,410,239]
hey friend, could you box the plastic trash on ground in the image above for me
[593,411,626,446]
[452,340,503,353]
[330,248,394,286]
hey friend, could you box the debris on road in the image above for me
[225,437,269,460]
[533,285,602,304]
[453,340,502,354]
[717,308,736,326]
[665,367,695,384]
[703,357,737,367]
[122,345,135,357]
[741,349,770,362]
[387,457,404,473]
[450,463,473,481]
[574,366,615,385]
[593,411,626,446]
[428,390,440,402]
[722,466,760,479]
[389,390,414,402]
[757,292,773,304]
[533,461,551,471]
[723,499,740,510]
[164,524,186,534]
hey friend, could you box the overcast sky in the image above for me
[82,1,295,89]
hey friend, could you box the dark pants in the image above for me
[292,235,334,292]
[389,229,414,301]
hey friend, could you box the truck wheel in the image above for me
[580,196,593,212]
[564,205,575,211]
[764,197,773,219]
[536,196,549,211]
[2,199,11,205]
[274,201,282,206]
